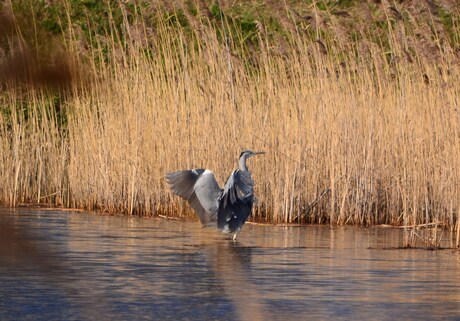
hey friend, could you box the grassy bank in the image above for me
[0,1,459,236]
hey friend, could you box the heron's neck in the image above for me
[238,156,248,171]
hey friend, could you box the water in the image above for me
[0,208,459,321]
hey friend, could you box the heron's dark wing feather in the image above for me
[165,170,222,225]
[217,170,254,232]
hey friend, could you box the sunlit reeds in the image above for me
[0,1,459,239]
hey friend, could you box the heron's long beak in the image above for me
[254,151,265,156]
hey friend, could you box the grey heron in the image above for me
[165,150,264,241]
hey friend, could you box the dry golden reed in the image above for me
[0,1,459,235]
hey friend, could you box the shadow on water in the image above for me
[0,213,124,321]
[1,208,459,321]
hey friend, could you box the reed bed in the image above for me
[0,1,459,238]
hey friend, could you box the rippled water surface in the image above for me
[0,208,459,321]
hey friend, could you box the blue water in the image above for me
[0,208,459,320]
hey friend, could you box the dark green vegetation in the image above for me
[3,0,459,73]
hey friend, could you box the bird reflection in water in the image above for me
[195,235,270,321]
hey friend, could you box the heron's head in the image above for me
[239,150,265,160]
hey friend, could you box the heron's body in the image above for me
[165,150,263,241]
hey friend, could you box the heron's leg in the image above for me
[232,231,238,242]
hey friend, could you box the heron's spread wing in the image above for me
[165,169,222,225]
[217,170,254,232]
